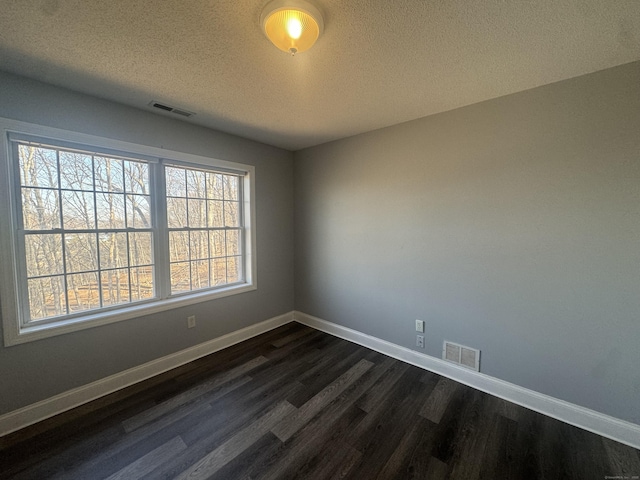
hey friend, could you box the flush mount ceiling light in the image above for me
[260,0,324,56]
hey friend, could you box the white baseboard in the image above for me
[294,311,640,450]
[0,312,294,437]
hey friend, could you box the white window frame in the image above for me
[0,118,257,346]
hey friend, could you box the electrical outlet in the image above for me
[187,315,196,328]
[416,335,424,348]
[415,319,424,333]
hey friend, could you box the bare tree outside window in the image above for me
[166,165,242,294]
[18,144,154,321]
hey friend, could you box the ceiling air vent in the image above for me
[149,101,195,118]
[443,341,480,372]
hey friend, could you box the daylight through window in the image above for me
[165,165,243,294]
[1,130,254,342]
[18,143,154,320]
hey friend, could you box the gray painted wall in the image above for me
[294,61,640,424]
[0,71,295,415]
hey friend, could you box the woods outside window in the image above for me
[0,120,256,346]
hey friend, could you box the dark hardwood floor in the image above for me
[1,322,639,479]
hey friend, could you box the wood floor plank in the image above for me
[58,401,214,479]
[271,406,366,480]
[603,436,640,478]
[286,344,367,408]
[252,356,395,480]
[404,419,443,479]
[0,387,156,469]
[511,407,544,480]
[1,423,124,480]
[495,396,521,421]
[258,403,368,480]
[356,358,408,413]
[295,341,362,385]
[250,336,336,385]
[270,358,374,442]
[69,414,205,479]
[344,368,436,479]
[429,384,475,465]
[147,377,305,479]
[534,413,574,479]
[446,390,496,480]
[169,325,297,385]
[375,416,431,479]
[261,329,327,363]
[345,365,425,452]
[495,414,520,479]
[477,413,514,479]
[179,378,301,448]
[566,424,615,480]
[206,432,284,480]
[105,435,187,480]
[270,326,315,347]
[419,375,460,424]
[425,456,450,479]
[304,442,363,480]
[175,400,296,480]
[122,355,267,432]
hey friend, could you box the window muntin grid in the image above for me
[165,165,243,295]
[16,142,154,323]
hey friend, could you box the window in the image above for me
[18,144,154,319]
[165,165,243,294]
[0,119,256,345]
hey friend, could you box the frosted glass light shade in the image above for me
[261,0,324,55]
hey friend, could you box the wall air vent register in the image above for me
[443,340,480,372]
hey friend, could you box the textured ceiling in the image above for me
[0,0,639,150]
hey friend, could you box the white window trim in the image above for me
[0,118,257,346]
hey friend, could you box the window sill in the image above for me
[5,283,257,346]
